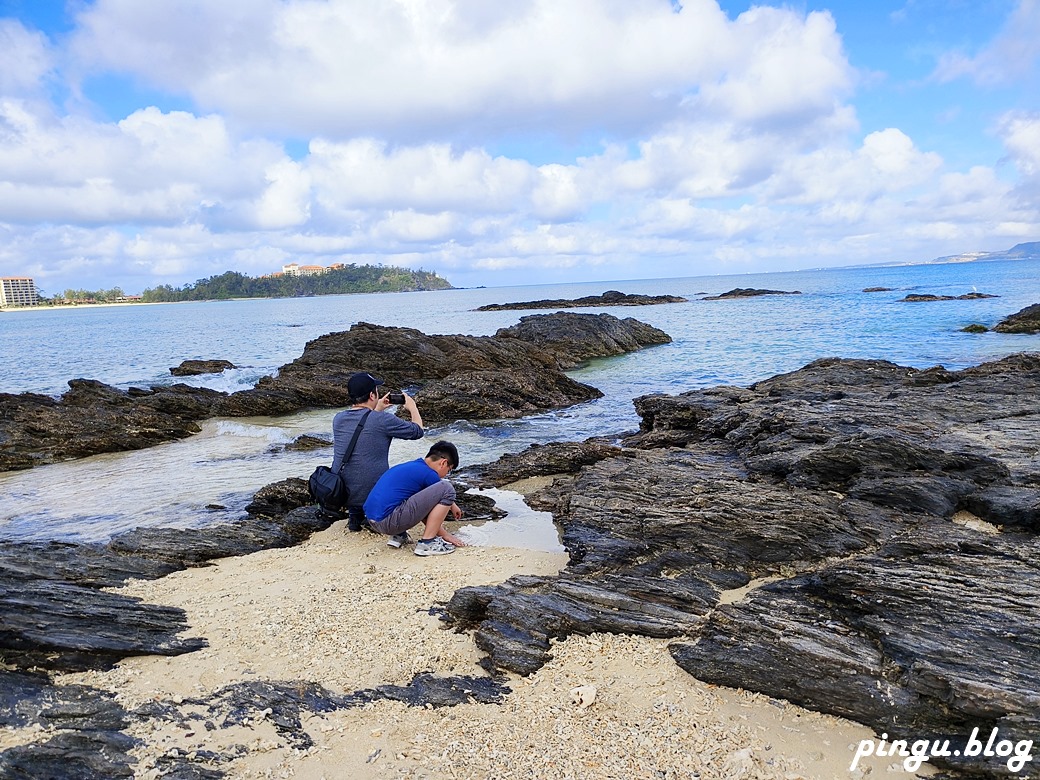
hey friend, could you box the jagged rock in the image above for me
[495,312,670,368]
[993,302,1040,334]
[0,730,138,779]
[863,287,894,292]
[241,479,313,518]
[475,289,687,311]
[702,288,801,300]
[170,359,237,376]
[0,577,207,671]
[0,381,217,471]
[961,323,988,333]
[670,523,1040,777]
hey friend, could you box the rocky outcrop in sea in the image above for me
[169,359,237,376]
[474,289,687,311]
[994,302,1040,334]
[701,288,801,300]
[0,313,669,472]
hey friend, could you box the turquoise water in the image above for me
[1,259,1037,542]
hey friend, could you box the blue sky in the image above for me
[0,0,1037,293]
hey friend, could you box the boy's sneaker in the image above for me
[414,538,456,557]
[386,532,409,548]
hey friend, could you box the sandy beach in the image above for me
[27,512,930,780]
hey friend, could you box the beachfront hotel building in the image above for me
[0,277,38,308]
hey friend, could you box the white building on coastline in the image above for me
[0,277,38,308]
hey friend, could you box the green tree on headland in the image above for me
[140,264,452,302]
[59,287,126,303]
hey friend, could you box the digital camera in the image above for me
[387,392,406,404]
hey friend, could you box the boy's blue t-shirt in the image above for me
[364,458,441,522]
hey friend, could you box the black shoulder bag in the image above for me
[308,409,372,512]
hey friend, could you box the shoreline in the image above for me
[42,519,915,780]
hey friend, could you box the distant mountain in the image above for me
[928,241,1040,265]
[841,241,1040,270]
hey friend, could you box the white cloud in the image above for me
[998,112,1040,179]
[0,20,53,96]
[66,0,853,140]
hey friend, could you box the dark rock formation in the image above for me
[701,288,801,300]
[961,323,989,333]
[170,359,237,376]
[671,522,1040,778]
[901,292,999,302]
[862,286,894,292]
[1,313,667,472]
[444,352,1040,777]
[0,380,222,471]
[475,289,687,311]
[215,314,668,422]
[994,303,1040,334]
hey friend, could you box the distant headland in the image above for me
[26,264,454,307]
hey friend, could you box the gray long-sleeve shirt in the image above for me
[329,408,424,508]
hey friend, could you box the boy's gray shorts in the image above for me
[368,480,456,536]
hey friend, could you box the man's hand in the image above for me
[375,394,392,411]
[450,503,463,520]
[403,393,423,428]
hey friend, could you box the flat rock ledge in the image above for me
[900,292,999,302]
[0,312,669,472]
[446,352,1040,778]
[475,289,687,311]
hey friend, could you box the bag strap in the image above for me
[340,409,373,469]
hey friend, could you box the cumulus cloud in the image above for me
[65,0,853,141]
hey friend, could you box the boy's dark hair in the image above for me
[426,440,459,470]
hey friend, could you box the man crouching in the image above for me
[363,441,467,556]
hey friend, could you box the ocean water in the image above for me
[1,259,1037,544]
